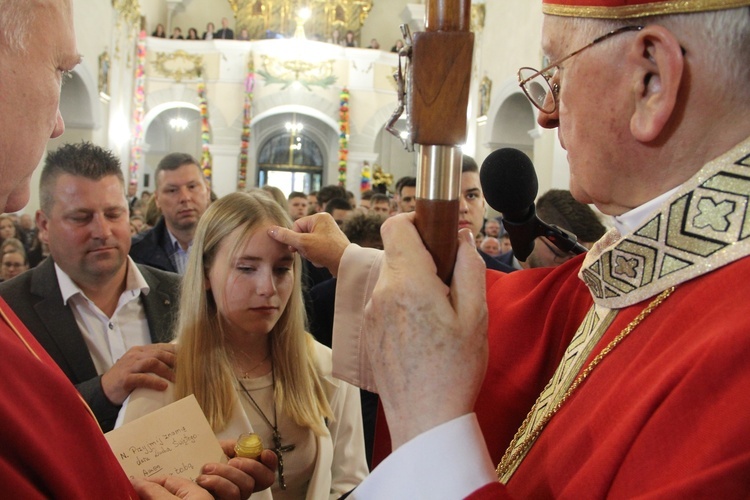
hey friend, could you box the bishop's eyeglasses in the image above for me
[518,25,644,114]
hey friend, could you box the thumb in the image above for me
[267,226,301,252]
[451,229,487,321]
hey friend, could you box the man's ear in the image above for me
[35,209,50,244]
[629,25,685,142]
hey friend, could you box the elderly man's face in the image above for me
[0,0,79,212]
[539,17,637,215]
[484,219,500,237]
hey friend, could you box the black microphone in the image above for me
[479,148,588,261]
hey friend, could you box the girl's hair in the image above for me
[174,191,332,434]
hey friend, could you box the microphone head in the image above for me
[480,148,539,217]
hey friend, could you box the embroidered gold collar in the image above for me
[580,136,750,309]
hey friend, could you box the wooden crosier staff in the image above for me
[392,0,474,283]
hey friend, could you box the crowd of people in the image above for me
[151,19,400,50]
[152,18,240,41]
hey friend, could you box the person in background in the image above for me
[287,191,309,221]
[483,218,502,238]
[237,28,250,41]
[169,27,184,40]
[520,188,607,269]
[369,193,390,216]
[215,17,234,40]
[130,152,211,274]
[394,176,416,213]
[325,197,354,227]
[151,23,166,38]
[343,30,356,47]
[359,189,374,210]
[1,248,28,282]
[480,237,502,258]
[306,191,318,215]
[390,39,404,52]
[187,27,199,40]
[0,213,20,247]
[118,192,368,497]
[368,38,380,49]
[315,184,346,213]
[203,21,216,40]
[499,233,512,255]
[1,236,25,256]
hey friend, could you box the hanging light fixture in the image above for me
[169,116,189,131]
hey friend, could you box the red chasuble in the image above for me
[471,255,750,498]
[0,298,136,498]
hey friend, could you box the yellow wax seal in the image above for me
[234,432,263,459]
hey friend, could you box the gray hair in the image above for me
[565,7,750,100]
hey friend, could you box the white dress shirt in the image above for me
[56,257,152,375]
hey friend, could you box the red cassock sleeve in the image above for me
[0,298,136,499]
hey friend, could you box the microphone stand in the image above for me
[502,204,588,261]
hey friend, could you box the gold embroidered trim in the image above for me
[544,0,750,18]
[496,286,675,482]
[580,137,750,309]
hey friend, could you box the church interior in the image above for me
[31,0,570,213]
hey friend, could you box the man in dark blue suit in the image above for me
[130,152,211,274]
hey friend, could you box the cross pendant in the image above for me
[273,430,295,490]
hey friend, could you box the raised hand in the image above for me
[364,213,489,448]
[268,213,350,276]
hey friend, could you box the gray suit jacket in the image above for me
[0,257,180,432]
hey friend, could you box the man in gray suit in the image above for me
[0,142,179,432]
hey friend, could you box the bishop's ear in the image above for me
[628,25,685,143]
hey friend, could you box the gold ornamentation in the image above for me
[153,51,204,82]
[98,50,111,100]
[580,139,750,309]
[230,0,372,41]
[371,165,393,188]
[257,55,336,89]
[479,76,492,117]
[471,3,485,32]
[497,286,676,482]
[543,0,750,19]
[111,0,141,27]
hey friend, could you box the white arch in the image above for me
[251,104,338,132]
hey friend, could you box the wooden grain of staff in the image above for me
[409,0,474,283]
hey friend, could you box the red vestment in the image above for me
[471,254,750,498]
[0,298,136,498]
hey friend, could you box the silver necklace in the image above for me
[236,368,295,490]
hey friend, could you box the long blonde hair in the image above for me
[174,191,332,434]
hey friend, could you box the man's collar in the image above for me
[166,229,192,253]
[611,186,681,236]
[55,256,150,305]
[580,135,750,308]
